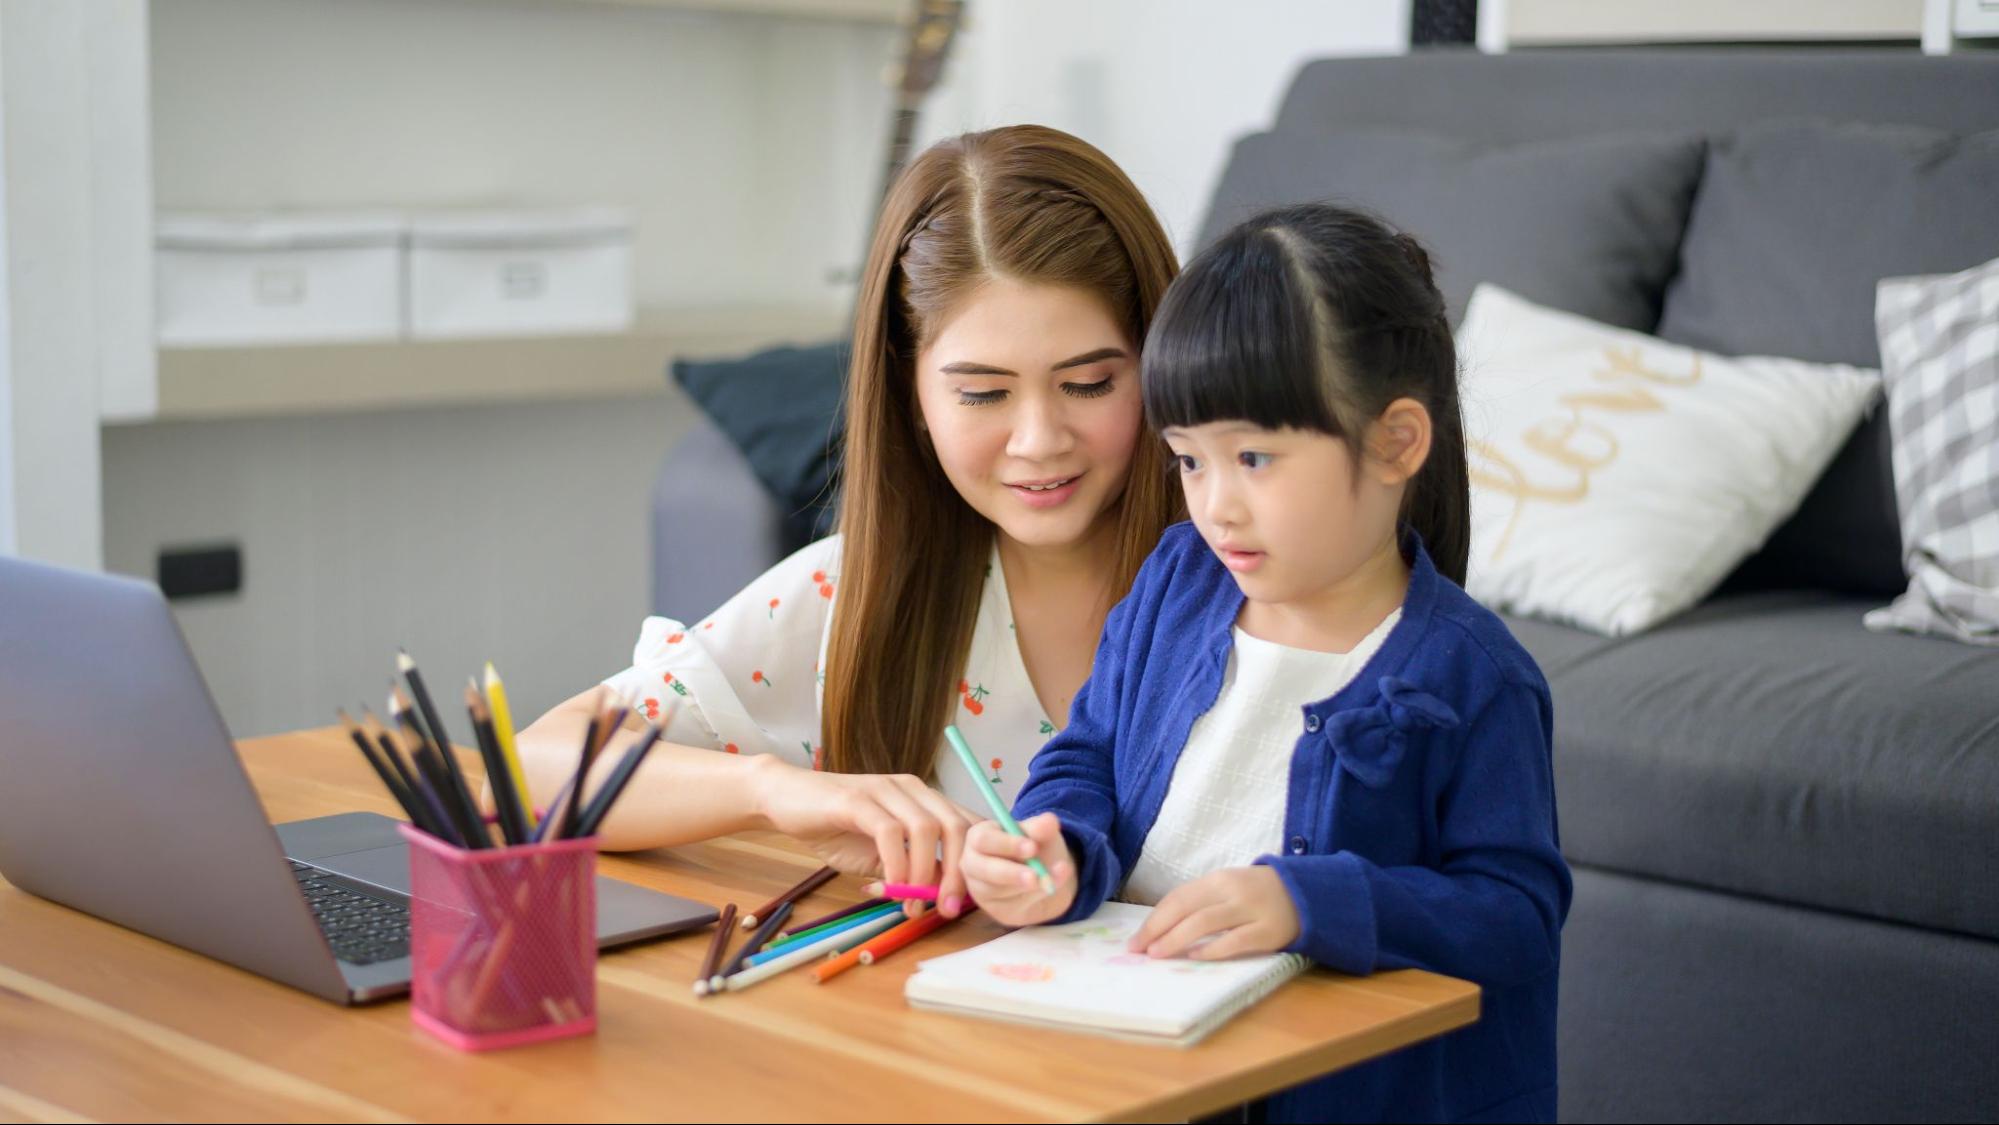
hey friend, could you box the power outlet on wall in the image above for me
[158,543,243,600]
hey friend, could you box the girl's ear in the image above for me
[1365,397,1432,486]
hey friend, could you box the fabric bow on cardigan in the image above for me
[1323,676,1462,789]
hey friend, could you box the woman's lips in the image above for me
[1007,474,1082,509]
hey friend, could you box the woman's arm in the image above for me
[515,691,978,901]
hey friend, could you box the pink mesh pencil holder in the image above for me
[399,823,598,1050]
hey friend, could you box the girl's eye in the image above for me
[1062,378,1115,399]
[1174,453,1200,473]
[1238,451,1273,470]
[957,389,1007,406]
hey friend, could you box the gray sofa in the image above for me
[656,50,1999,1122]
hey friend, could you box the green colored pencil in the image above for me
[943,724,1054,895]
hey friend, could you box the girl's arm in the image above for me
[1257,682,1571,987]
[1007,587,1141,925]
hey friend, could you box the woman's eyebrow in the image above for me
[1051,347,1128,371]
[936,347,1127,377]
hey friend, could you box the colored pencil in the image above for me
[880,882,941,901]
[858,905,965,965]
[693,902,738,997]
[482,663,537,834]
[465,682,531,846]
[716,900,793,986]
[571,718,669,839]
[365,712,453,841]
[781,896,892,937]
[393,683,489,847]
[398,651,485,839]
[724,910,903,992]
[337,708,423,826]
[814,906,964,983]
[741,865,837,929]
[556,692,608,840]
[945,724,1053,894]
[745,901,905,965]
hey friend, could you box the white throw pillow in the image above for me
[1458,285,1881,636]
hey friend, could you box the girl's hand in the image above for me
[1129,866,1300,960]
[962,813,1076,926]
[750,756,977,916]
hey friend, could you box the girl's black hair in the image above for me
[1141,202,1469,584]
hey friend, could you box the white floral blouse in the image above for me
[601,535,1057,811]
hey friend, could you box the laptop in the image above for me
[0,555,716,1003]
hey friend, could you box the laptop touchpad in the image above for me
[312,844,413,898]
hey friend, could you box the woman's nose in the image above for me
[1005,392,1077,461]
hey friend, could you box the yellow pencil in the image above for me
[483,662,538,833]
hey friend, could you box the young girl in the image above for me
[962,204,1571,1123]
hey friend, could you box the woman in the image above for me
[516,125,1181,915]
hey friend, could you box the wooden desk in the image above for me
[0,728,1479,1122]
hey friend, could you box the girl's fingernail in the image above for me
[863,881,884,896]
[941,895,964,915]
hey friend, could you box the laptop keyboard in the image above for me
[289,860,410,965]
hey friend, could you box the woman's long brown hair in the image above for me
[821,125,1181,779]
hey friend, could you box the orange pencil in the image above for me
[812,905,965,983]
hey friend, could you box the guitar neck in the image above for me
[879,106,922,207]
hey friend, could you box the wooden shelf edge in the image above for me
[141,308,845,423]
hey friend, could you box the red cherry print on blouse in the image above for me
[964,697,984,716]
[988,757,1003,784]
[666,632,684,644]
[819,583,833,599]
[768,597,780,619]
[644,698,660,721]
[752,669,772,688]
[662,671,688,697]
[724,742,740,754]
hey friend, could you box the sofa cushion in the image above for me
[1512,592,1999,939]
[1197,129,1705,330]
[670,342,845,553]
[1661,123,1999,599]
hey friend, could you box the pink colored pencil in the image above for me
[879,882,941,901]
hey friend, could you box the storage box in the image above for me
[156,212,405,346]
[406,208,634,340]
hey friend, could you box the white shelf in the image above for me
[146,306,845,422]
[550,0,906,23]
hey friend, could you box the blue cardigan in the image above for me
[1013,522,1571,1124]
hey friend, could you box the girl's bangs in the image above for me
[1141,229,1338,437]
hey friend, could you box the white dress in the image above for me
[1121,609,1402,905]
[601,534,1057,811]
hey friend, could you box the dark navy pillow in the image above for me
[671,342,845,551]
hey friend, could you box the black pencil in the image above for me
[364,709,451,841]
[555,696,607,840]
[338,708,424,826]
[397,651,485,841]
[718,900,792,983]
[693,902,737,997]
[465,681,531,846]
[394,690,487,848]
[741,865,838,930]
[571,723,666,839]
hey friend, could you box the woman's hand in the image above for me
[751,756,978,917]
[1127,866,1300,960]
[961,813,1076,927]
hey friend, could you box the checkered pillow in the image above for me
[1865,255,1999,646]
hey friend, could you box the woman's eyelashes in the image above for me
[953,377,1116,407]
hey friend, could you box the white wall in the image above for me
[0,0,151,570]
[917,0,1410,254]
